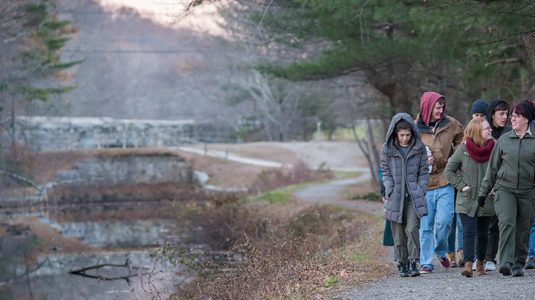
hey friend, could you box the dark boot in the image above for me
[512,267,524,277]
[499,263,512,276]
[409,260,420,277]
[461,261,473,277]
[399,262,409,277]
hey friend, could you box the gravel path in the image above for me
[294,172,535,300]
[338,266,535,300]
[293,169,382,217]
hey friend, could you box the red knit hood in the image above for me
[420,92,445,126]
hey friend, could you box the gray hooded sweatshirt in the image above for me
[380,113,429,223]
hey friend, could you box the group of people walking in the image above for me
[380,91,535,278]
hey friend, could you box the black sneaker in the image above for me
[499,263,512,276]
[409,260,420,277]
[525,258,535,269]
[512,267,524,277]
[399,262,409,277]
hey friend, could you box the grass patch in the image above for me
[333,171,361,179]
[325,276,340,288]
[255,182,310,203]
[256,189,292,203]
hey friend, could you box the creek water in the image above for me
[0,201,203,299]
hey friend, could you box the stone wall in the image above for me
[53,153,193,186]
[0,150,195,207]
[14,116,237,151]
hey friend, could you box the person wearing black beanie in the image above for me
[471,99,489,121]
[479,100,535,277]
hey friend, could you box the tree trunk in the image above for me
[351,119,380,188]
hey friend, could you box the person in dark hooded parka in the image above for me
[380,113,430,277]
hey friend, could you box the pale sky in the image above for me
[94,0,230,36]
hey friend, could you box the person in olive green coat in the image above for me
[445,118,496,277]
[478,100,535,277]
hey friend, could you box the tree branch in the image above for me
[485,57,520,67]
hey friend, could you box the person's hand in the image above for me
[382,197,386,203]
[478,196,486,207]
[427,155,434,166]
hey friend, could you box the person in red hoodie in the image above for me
[416,92,464,273]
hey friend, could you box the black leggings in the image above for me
[459,213,491,262]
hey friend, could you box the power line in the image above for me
[62,48,206,54]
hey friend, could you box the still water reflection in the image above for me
[0,202,199,299]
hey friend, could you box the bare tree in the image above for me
[228,70,313,141]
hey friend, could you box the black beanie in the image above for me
[471,99,489,115]
[514,100,535,123]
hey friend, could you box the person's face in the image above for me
[492,110,508,128]
[431,100,445,122]
[397,129,412,147]
[481,120,492,141]
[511,112,529,132]
[472,113,486,121]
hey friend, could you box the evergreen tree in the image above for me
[0,0,81,154]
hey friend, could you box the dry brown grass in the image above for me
[171,198,390,300]
[249,161,334,194]
[342,180,382,201]
[176,150,270,188]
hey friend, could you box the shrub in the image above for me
[174,202,386,299]
[249,161,333,194]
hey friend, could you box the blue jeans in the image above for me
[419,185,455,269]
[447,213,464,252]
[529,218,535,258]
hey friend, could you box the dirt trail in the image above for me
[293,173,382,217]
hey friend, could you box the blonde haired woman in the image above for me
[445,118,496,277]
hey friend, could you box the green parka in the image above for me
[445,144,495,217]
[479,129,535,196]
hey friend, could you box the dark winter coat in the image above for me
[380,113,430,223]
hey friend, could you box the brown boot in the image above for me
[448,252,457,268]
[457,250,465,267]
[476,259,486,275]
[462,261,473,277]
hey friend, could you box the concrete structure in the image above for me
[14,116,237,151]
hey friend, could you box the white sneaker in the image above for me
[472,259,477,271]
[485,261,496,271]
